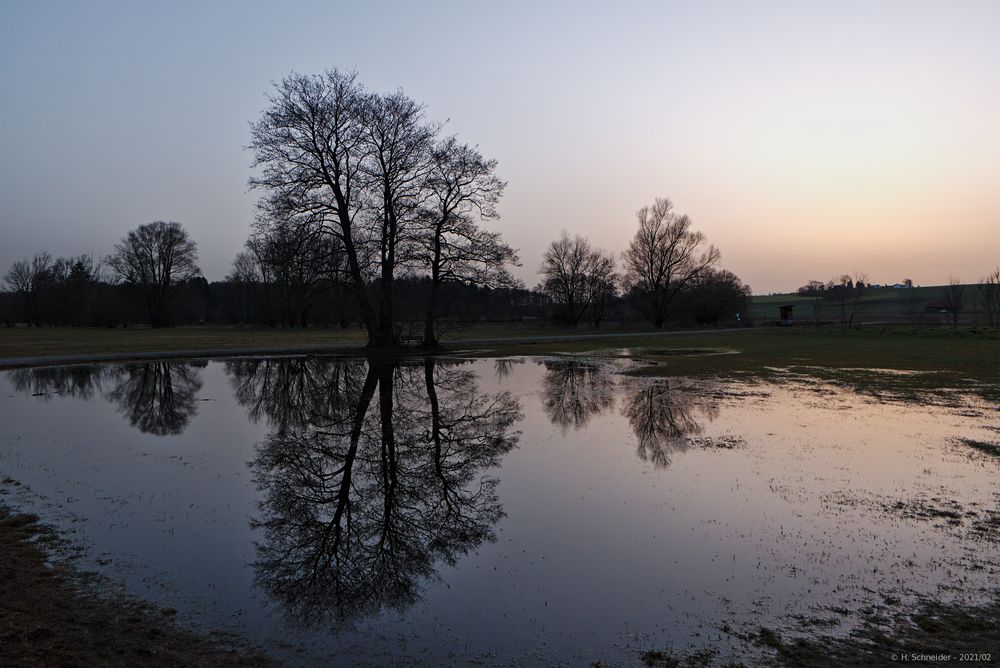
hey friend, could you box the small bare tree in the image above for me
[942,276,964,327]
[623,198,719,328]
[106,221,200,327]
[3,252,52,326]
[824,272,869,328]
[978,269,1000,328]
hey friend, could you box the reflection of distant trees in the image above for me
[8,361,204,436]
[492,358,524,381]
[237,358,521,622]
[624,381,718,468]
[540,360,615,432]
[7,364,110,401]
[539,360,720,469]
[105,362,204,436]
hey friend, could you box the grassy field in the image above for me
[748,283,975,323]
[0,323,662,360]
[1,324,998,384]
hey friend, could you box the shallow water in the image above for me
[1,356,998,666]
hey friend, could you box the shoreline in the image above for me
[0,327,745,370]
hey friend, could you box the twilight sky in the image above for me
[1,0,998,294]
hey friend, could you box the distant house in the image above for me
[779,304,794,325]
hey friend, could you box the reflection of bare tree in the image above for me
[623,381,719,468]
[493,358,524,381]
[540,360,615,432]
[105,362,204,436]
[246,358,521,623]
[225,357,366,433]
[7,365,110,401]
[8,362,204,437]
[538,361,721,469]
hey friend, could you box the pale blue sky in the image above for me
[2,0,998,292]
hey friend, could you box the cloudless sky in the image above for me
[1,0,998,293]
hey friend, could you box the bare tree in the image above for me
[3,252,52,326]
[942,276,964,327]
[979,269,1000,328]
[797,280,827,325]
[824,272,869,328]
[540,232,616,327]
[418,137,516,346]
[623,198,720,328]
[106,221,200,327]
[232,214,346,327]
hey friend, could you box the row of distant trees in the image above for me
[796,271,1000,327]
[1,69,749,343]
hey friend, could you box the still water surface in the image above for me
[0,356,997,665]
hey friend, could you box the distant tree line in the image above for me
[795,270,1000,328]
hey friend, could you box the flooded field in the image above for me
[1,355,998,666]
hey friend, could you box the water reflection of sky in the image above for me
[1,357,998,666]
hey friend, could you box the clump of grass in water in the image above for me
[956,437,1000,459]
[640,647,721,667]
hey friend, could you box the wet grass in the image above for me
[957,437,1000,459]
[634,596,1000,667]
[745,596,1000,667]
[3,325,998,388]
[0,505,273,667]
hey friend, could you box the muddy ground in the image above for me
[0,506,273,668]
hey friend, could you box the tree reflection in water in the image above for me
[540,359,616,432]
[624,381,719,468]
[540,360,719,468]
[8,361,204,436]
[229,357,522,623]
[105,362,205,436]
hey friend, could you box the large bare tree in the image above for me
[250,71,381,343]
[249,70,520,346]
[540,232,616,327]
[106,221,199,327]
[623,198,720,328]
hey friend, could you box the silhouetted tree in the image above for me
[3,252,52,325]
[798,280,827,324]
[943,276,964,327]
[979,269,1000,328]
[680,269,751,325]
[106,221,200,327]
[824,272,869,328]
[623,198,720,328]
[418,137,517,346]
[539,232,616,327]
